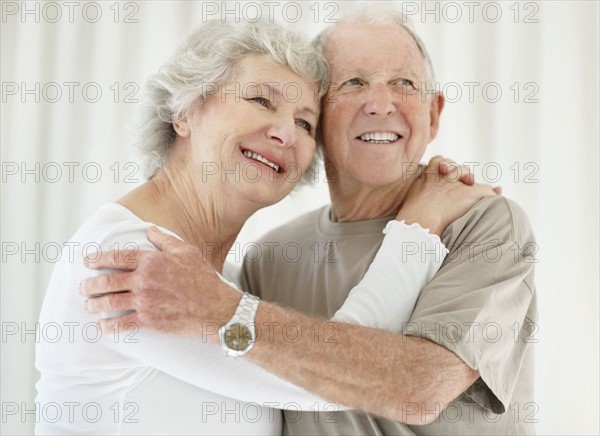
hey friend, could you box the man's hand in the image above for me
[80,226,238,336]
[397,155,501,236]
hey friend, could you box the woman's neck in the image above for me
[117,168,254,273]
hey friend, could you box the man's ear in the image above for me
[173,112,191,138]
[428,92,445,142]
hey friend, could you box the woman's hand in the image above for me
[80,227,239,336]
[396,156,501,236]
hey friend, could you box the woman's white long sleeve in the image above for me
[333,220,448,331]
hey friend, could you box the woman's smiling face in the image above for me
[174,54,320,207]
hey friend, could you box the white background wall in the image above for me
[1,1,598,434]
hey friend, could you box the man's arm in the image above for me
[246,293,479,425]
[81,166,514,424]
[80,227,478,425]
[215,197,535,424]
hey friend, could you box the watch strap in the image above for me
[233,292,260,328]
[221,292,260,357]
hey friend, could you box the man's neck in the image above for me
[328,172,420,222]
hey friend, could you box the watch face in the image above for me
[224,323,252,351]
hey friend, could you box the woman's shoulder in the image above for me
[38,204,157,318]
[71,203,159,253]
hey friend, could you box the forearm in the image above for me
[333,220,447,330]
[211,286,478,424]
[252,302,478,424]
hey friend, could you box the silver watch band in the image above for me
[234,292,260,326]
[221,292,260,357]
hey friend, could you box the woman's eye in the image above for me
[249,97,270,107]
[295,119,312,133]
[342,78,362,87]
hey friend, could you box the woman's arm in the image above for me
[332,220,447,330]
[79,159,499,419]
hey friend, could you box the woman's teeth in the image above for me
[242,150,280,173]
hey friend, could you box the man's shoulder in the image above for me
[256,205,327,243]
[445,196,535,244]
[469,195,532,230]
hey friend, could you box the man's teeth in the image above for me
[242,150,280,172]
[359,132,400,143]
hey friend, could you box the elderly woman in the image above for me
[35,20,496,435]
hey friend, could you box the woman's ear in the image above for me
[173,113,191,138]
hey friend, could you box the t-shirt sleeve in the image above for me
[402,196,537,414]
[239,259,256,296]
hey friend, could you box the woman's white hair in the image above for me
[133,20,329,182]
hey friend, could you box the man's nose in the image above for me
[363,83,396,117]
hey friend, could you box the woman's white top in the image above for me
[35,203,446,435]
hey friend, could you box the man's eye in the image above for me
[397,79,418,91]
[295,119,312,133]
[342,78,362,87]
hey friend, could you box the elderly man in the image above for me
[236,10,537,435]
[82,8,536,436]
[240,13,537,436]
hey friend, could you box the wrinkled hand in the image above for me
[80,226,238,336]
[397,156,501,236]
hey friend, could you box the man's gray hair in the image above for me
[310,4,436,155]
[314,4,435,85]
[133,20,329,181]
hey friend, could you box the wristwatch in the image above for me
[219,292,260,357]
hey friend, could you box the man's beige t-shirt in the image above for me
[241,196,538,435]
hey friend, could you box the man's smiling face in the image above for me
[320,22,443,188]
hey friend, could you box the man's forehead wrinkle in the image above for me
[325,24,428,80]
[326,21,417,48]
[330,57,426,83]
